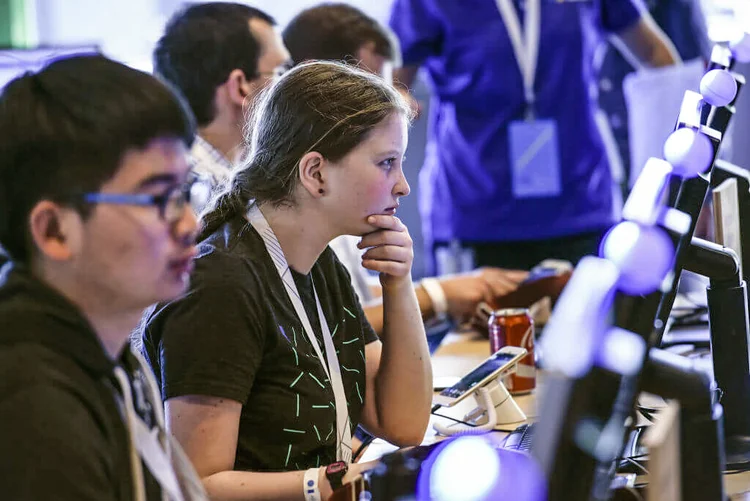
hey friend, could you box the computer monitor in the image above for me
[713,177,742,274]
[712,159,750,282]
[0,45,99,89]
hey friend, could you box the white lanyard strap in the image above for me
[494,0,541,110]
[113,367,184,501]
[246,205,353,463]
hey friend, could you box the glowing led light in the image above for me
[663,127,713,178]
[730,29,750,63]
[428,436,501,501]
[700,69,738,107]
[601,222,674,295]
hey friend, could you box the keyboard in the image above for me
[502,423,535,452]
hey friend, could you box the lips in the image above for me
[169,249,197,275]
[383,205,399,215]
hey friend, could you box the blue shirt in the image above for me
[389,0,645,243]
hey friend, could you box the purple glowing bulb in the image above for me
[601,221,675,295]
[700,69,738,107]
[663,127,713,178]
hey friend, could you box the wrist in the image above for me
[420,277,448,320]
[380,274,413,292]
[324,461,348,493]
[304,467,322,501]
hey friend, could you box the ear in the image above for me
[28,201,82,262]
[225,69,253,107]
[298,151,327,199]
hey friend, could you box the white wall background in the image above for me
[33,0,395,70]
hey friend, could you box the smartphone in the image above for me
[433,346,528,407]
[521,266,561,285]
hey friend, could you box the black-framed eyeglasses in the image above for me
[81,177,198,225]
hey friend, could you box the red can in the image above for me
[488,308,535,394]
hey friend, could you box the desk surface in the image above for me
[362,330,750,499]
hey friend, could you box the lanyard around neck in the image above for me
[246,205,353,463]
[494,0,541,111]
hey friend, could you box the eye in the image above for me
[379,157,397,169]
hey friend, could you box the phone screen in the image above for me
[439,350,520,399]
[522,266,559,285]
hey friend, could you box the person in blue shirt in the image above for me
[389,0,679,272]
[597,0,710,192]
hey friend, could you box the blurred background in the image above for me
[1,0,748,278]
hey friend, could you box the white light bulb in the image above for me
[730,31,750,63]
[663,127,713,178]
[601,222,674,295]
[700,69,738,107]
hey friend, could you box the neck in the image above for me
[199,118,243,164]
[34,263,143,360]
[258,202,335,275]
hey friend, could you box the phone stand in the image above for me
[433,375,526,436]
[464,377,527,426]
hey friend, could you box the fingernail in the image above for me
[368,216,376,223]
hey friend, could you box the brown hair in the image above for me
[283,3,396,66]
[198,60,412,240]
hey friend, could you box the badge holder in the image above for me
[433,367,527,437]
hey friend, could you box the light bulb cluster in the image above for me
[541,43,743,378]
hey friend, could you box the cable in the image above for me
[433,386,500,436]
[352,434,376,463]
[430,410,518,432]
[623,457,649,476]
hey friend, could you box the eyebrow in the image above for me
[135,173,180,190]
[377,150,403,158]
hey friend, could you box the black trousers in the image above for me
[435,230,607,271]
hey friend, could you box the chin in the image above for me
[156,274,192,302]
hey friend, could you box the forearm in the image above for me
[617,17,680,69]
[201,469,312,501]
[376,280,432,444]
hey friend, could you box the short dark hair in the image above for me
[154,2,276,127]
[0,54,195,264]
[283,3,395,66]
[199,61,413,240]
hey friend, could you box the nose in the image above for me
[394,169,410,198]
[173,203,199,246]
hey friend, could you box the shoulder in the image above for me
[0,343,102,401]
[0,344,119,455]
[193,218,269,290]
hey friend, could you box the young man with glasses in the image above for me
[0,54,205,500]
[154,2,291,212]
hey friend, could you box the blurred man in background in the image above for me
[154,2,290,211]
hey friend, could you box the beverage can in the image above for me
[488,308,535,394]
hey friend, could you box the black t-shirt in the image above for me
[142,215,379,471]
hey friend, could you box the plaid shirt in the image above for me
[189,135,233,214]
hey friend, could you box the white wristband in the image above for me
[421,277,448,319]
[303,467,322,501]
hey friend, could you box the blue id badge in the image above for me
[508,119,562,199]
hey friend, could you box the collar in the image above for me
[189,135,233,186]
